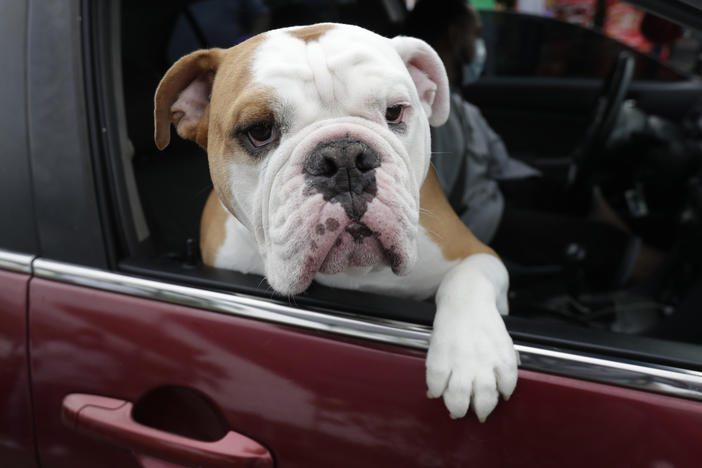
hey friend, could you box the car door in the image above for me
[27,257,702,468]
[21,1,702,467]
[0,251,37,468]
[0,1,40,466]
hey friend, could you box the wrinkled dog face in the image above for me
[155,24,449,295]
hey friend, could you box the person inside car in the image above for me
[406,0,664,290]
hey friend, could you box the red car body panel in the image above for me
[0,270,38,468]
[29,277,702,467]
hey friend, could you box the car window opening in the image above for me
[116,0,702,365]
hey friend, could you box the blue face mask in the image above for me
[462,38,486,86]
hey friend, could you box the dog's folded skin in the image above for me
[154,23,518,421]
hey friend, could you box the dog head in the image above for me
[154,23,449,294]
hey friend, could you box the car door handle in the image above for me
[62,393,273,468]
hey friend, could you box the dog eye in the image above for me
[385,105,404,124]
[246,123,278,147]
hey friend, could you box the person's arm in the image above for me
[468,105,540,179]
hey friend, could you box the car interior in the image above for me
[111,0,702,367]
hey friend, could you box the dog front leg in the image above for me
[426,253,518,421]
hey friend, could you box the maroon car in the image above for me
[2,0,702,467]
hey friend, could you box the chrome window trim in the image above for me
[32,257,702,403]
[0,248,35,274]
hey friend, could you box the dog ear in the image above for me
[154,48,223,150]
[391,36,450,127]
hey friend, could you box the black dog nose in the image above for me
[304,138,380,177]
[303,138,380,220]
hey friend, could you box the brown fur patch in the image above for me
[154,33,274,264]
[206,32,269,154]
[154,50,222,150]
[227,90,277,138]
[154,33,269,152]
[420,166,497,261]
[207,89,276,214]
[200,190,230,265]
[288,24,335,43]
[195,102,211,148]
[202,34,275,215]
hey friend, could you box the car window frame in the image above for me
[63,0,702,408]
[479,9,688,82]
[0,0,38,255]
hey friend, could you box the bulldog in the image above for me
[154,23,517,421]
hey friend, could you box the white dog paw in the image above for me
[426,310,518,422]
[427,253,519,421]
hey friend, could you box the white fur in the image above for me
[316,224,458,300]
[259,117,420,294]
[252,25,432,186]
[214,205,448,299]
[213,200,265,275]
[427,254,517,421]
[204,24,517,420]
